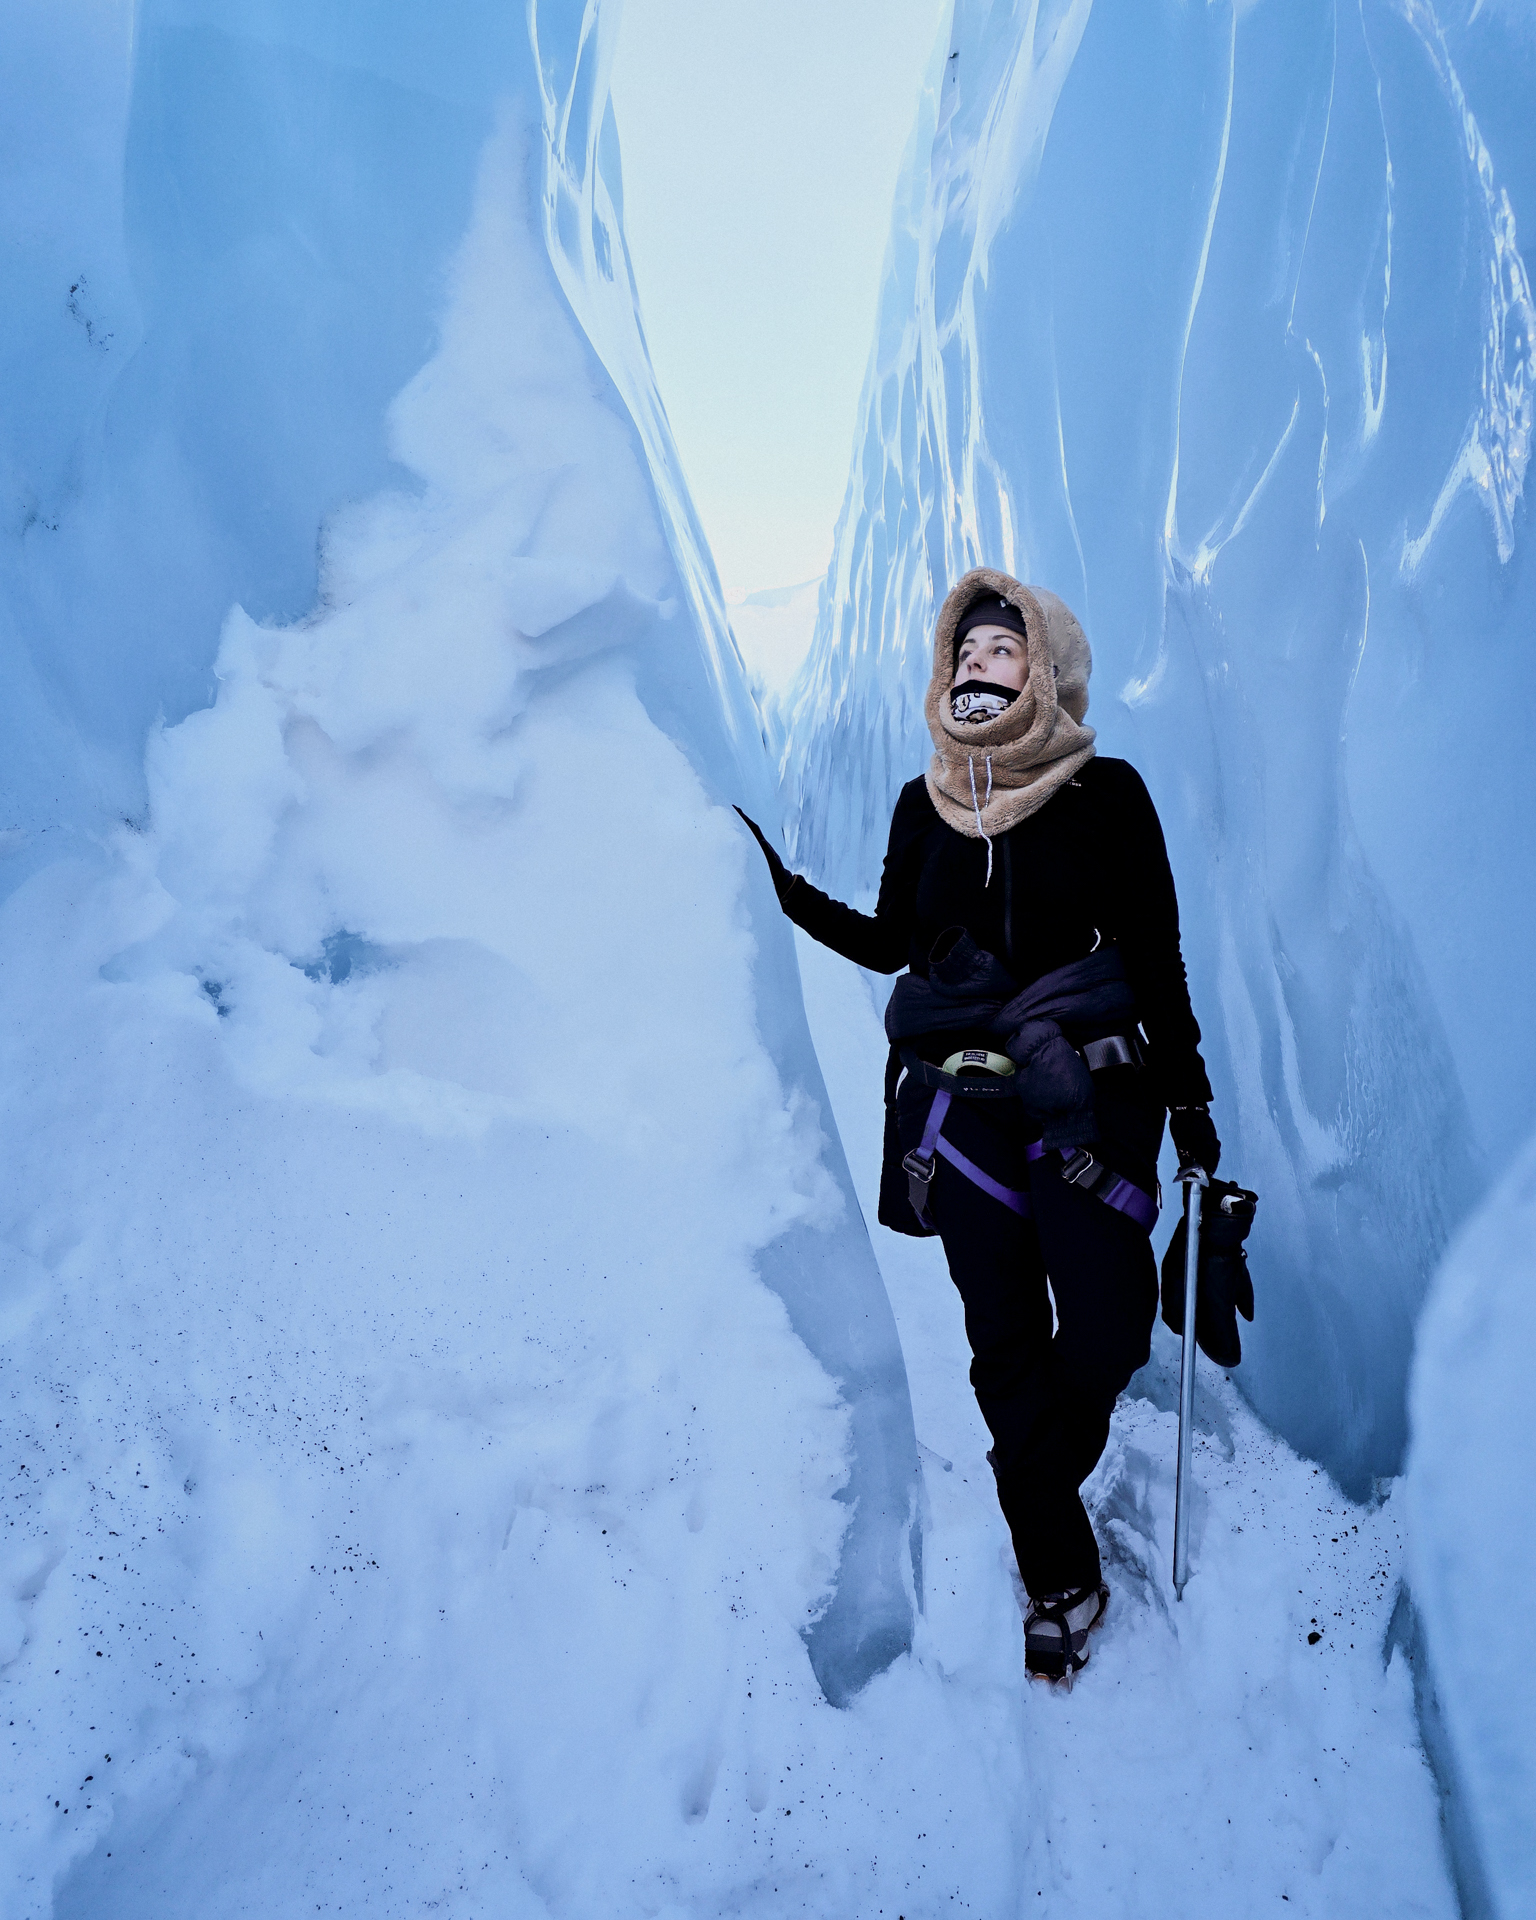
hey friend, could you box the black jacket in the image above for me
[777,756,1212,1109]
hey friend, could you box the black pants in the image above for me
[899,1074,1162,1598]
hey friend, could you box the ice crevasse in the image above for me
[778,0,1536,1909]
[0,1,925,1909]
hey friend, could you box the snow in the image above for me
[1,868,1459,1911]
[1409,1130,1536,1920]
[0,0,1510,1908]
[0,0,926,1705]
[780,0,1536,1504]
[2,3,922,1904]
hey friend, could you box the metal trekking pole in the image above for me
[1172,1163,1208,1600]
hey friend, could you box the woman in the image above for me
[739,568,1220,1683]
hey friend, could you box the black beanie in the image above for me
[954,593,1027,655]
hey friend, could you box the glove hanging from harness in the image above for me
[1160,1178,1258,1366]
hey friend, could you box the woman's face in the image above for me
[954,623,1027,692]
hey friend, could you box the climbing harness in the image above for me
[1079,1031,1143,1071]
[898,1040,1159,1233]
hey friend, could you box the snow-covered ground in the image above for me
[790,928,1458,1918]
[0,857,1459,1920]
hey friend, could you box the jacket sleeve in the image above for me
[772,783,926,974]
[1100,764,1214,1108]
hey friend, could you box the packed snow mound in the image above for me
[780,0,1536,1496]
[1409,1129,1536,1920]
[1,661,858,1916]
[0,1,931,1908]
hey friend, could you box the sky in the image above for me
[610,0,947,598]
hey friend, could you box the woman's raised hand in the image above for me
[733,807,796,906]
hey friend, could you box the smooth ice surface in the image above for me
[1409,1130,1536,1920]
[781,0,1536,1496]
[1,1,505,866]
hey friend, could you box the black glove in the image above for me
[733,807,797,907]
[1161,1179,1257,1367]
[1168,1103,1221,1176]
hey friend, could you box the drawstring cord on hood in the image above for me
[968,753,995,885]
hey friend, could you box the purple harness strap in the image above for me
[905,1091,1159,1235]
[1026,1140,1159,1233]
[924,1093,1031,1216]
[905,1090,1031,1222]
[1095,1172,1159,1233]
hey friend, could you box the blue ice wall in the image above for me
[781,0,1535,1494]
[0,0,917,1704]
[527,1,920,1699]
[0,2,515,858]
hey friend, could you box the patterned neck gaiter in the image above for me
[950,680,1020,726]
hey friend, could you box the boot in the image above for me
[1024,1582,1110,1682]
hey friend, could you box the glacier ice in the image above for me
[0,0,1502,1908]
[0,1,925,1903]
[529,0,922,1704]
[1410,1127,1536,1920]
[781,0,1536,1498]
[728,577,825,705]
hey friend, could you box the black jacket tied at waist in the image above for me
[885,930,1138,1149]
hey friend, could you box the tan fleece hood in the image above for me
[923,568,1096,855]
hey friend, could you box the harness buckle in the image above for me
[902,1147,938,1229]
[902,1148,937,1188]
[1059,1147,1112,1198]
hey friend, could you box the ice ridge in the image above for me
[779,0,1536,1501]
